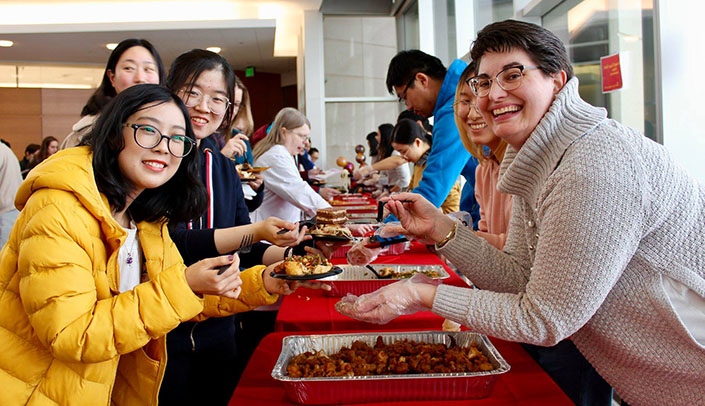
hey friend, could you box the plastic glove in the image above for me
[375,223,406,238]
[335,273,441,324]
[346,237,381,265]
[353,164,374,180]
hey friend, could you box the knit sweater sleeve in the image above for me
[433,102,647,346]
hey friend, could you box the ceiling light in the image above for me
[0,40,14,47]
[106,43,118,51]
[207,46,222,54]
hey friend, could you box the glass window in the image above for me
[543,0,657,141]
[323,16,399,170]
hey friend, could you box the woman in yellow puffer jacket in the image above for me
[0,84,304,406]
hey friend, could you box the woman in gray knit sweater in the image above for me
[337,20,705,406]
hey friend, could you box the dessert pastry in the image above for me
[315,207,348,225]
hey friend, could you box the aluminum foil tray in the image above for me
[324,264,449,297]
[271,331,510,405]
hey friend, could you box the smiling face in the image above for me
[282,124,310,156]
[456,83,499,151]
[107,46,160,94]
[475,49,565,150]
[117,101,185,200]
[179,69,229,142]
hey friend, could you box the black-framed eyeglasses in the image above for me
[397,75,417,103]
[123,123,196,158]
[467,65,541,98]
[178,88,231,115]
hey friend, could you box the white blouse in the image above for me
[251,144,330,223]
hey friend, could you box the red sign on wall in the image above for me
[601,53,623,93]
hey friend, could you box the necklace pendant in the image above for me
[126,254,133,265]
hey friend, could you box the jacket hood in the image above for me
[16,146,114,226]
[72,114,98,132]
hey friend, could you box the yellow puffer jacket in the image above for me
[0,147,278,405]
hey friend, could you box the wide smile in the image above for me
[143,160,167,171]
[491,105,521,118]
[191,116,209,126]
[468,121,488,131]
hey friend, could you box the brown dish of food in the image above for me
[376,267,441,279]
[287,335,495,378]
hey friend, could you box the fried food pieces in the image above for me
[286,335,495,378]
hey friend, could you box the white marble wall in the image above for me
[322,16,401,170]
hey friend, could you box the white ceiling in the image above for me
[0,0,398,75]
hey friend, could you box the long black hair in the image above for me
[392,118,432,147]
[82,83,207,223]
[81,39,166,117]
[366,131,379,157]
[377,123,395,159]
[166,49,236,133]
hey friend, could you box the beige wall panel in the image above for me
[41,88,92,145]
[0,116,43,159]
[41,88,92,116]
[43,116,80,141]
[0,88,91,158]
[0,88,42,115]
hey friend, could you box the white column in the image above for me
[302,10,327,164]
[659,0,705,183]
[418,0,435,55]
[455,0,475,59]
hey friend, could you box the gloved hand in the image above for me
[353,164,374,181]
[346,237,381,265]
[335,273,441,324]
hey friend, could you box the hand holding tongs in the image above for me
[277,218,316,235]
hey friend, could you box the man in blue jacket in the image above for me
[386,50,479,228]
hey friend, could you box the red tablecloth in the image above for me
[275,242,471,332]
[228,331,573,405]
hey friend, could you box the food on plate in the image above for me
[236,163,255,180]
[375,267,441,279]
[309,207,353,238]
[286,335,495,378]
[309,223,354,239]
[274,254,333,276]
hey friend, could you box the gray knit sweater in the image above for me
[434,78,705,405]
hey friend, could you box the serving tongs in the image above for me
[276,217,316,235]
[365,264,392,279]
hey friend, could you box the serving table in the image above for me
[229,331,573,405]
[275,241,468,332]
[229,240,572,405]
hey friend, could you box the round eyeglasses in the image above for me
[179,88,231,115]
[123,123,196,158]
[467,65,541,98]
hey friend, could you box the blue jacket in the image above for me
[412,59,479,228]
